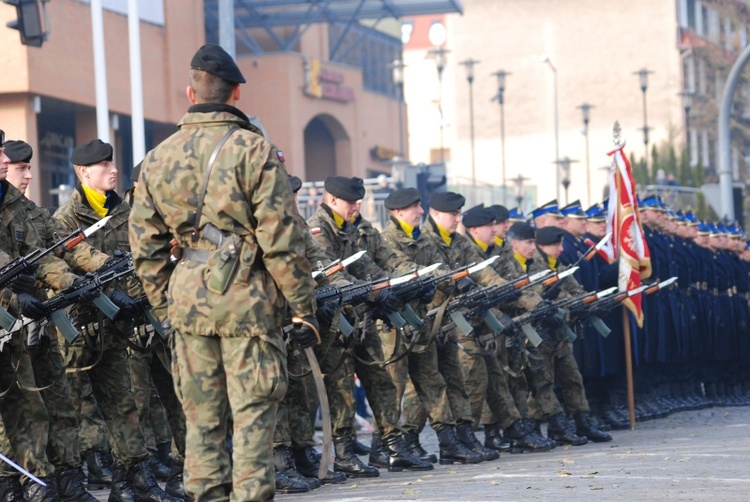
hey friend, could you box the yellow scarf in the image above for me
[547,256,558,272]
[495,237,504,247]
[81,184,108,218]
[397,219,416,239]
[332,210,346,229]
[474,237,489,253]
[436,222,452,246]
[514,252,528,272]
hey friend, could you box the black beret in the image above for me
[507,222,535,241]
[130,161,142,182]
[463,204,495,228]
[70,139,113,166]
[3,140,32,163]
[288,174,303,193]
[430,191,465,212]
[0,129,5,148]
[384,187,421,210]
[190,44,246,84]
[536,226,566,246]
[488,204,509,223]
[325,176,365,202]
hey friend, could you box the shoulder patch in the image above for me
[310,227,322,235]
[277,151,285,163]
[15,230,24,243]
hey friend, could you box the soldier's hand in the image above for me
[70,274,99,304]
[456,277,476,294]
[419,283,436,304]
[109,291,137,316]
[11,274,37,295]
[17,293,47,320]
[290,315,320,349]
[374,289,402,314]
[315,302,336,327]
[160,318,173,342]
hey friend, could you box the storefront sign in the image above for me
[304,58,355,102]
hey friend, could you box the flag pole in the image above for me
[613,121,637,430]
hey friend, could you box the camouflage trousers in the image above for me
[129,345,187,465]
[68,366,110,455]
[0,335,53,479]
[172,331,286,502]
[402,329,473,432]
[380,326,453,432]
[457,332,523,430]
[316,321,400,440]
[274,344,315,449]
[63,334,149,468]
[525,338,590,418]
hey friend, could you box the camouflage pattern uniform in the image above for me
[130,105,316,501]
[54,187,153,470]
[307,207,401,441]
[380,218,454,431]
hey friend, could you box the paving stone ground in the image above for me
[91,405,750,501]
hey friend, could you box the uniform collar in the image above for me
[428,216,453,246]
[514,252,529,272]
[495,236,504,247]
[321,203,347,230]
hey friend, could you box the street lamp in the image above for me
[492,69,511,204]
[634,68,653,176]
[542,55,560,201]
[510,174,529,209]
[555,156,579,204]
[428,47,450,165]
[577,102,595,206]
[460,58,481,185]
[679,90,694,166]
[390,59,407,158]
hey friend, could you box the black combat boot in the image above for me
[504,419,553,453]
[0,477,25,501]
[483,423,511,452]
[275,471,309,494]
[108,464,135,502]
[403,431,437,463]
[547,413,588,446]
[148,455,171,482]
[333,435,379,478]
[129,460,184,501]
[352,433,371,455]
[57,468,97,502]
[164,464,187,499]
[456,422,499,461]
[367,431,389,468]
[273,446,320,489]
[382,434,433,472]
[434,424,484,465]
[292,446,346,485]
[84,450,112,490]
[574,412,613,443]
[155,443,172,468]
[23,478,57,502]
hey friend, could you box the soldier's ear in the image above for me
[233,84,240,103]
[186,85,197,104]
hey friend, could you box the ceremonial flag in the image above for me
[604,138,652,327]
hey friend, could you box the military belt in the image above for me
[181,248,210,263]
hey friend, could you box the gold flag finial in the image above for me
[613,121,622,145]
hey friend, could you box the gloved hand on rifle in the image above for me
[17,293,46,320]
[290,315,320,349]
[70,274,101,304]
[372,289,403,314]
[102,250,125,268]
[11,274,37,295]
[499,313,520,337]
[455,277,476,294]
[315,301,337,327]
[109,291,137,317]
[419,283,436,304]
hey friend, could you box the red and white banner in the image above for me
[604,141,652,327]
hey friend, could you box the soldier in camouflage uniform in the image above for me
[379,188,487,464]
[129,44,319,502]
[307,176,430,475]
[54,139,180,502]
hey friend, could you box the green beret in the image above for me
[507,222,535,241]
[536,226,565,245]
[70,139,113,166]
[190,44,246,84]
[430,191,465,212]
[384,188,421,210]
[4,140,32,163]
[325,176,365,202]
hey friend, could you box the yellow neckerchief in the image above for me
[547,256,558,272]
[474,237,489,253]
[514,252,528,272]
[81,184,108,218]
[495,236,504,247]
[332,210,346,229]
[397,218,416,239]
[436,222,452,246]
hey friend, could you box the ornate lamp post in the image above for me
[492,69,511,203]
[460,58,481,184]
[634,68,653,175]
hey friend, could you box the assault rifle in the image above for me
[133,294,166,342]
[543,233,611,300]
[0,216,112,330]
[311,250,366,280]
[0,253,134,351]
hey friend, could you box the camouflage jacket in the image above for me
[129,105,316,340]
[353,216,400,275]
[307,204,387,282]
[528,249,586,300]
